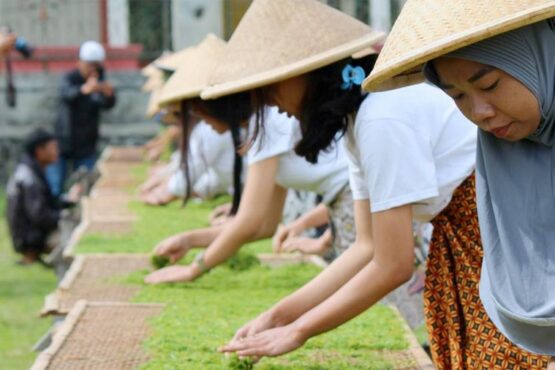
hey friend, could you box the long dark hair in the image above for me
[296,55,377,163]
[180,93,252,215]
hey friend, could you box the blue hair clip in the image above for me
[340,64,366,91]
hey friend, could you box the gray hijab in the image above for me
[425,20,555,355]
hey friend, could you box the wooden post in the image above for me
[100,0,109,45]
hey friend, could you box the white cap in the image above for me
[79,40,106,62]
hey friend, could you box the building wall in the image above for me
[171,0,224,50]
[0,70,149,126]
[0,0,101,46]
[0,69,157,186]
[108,0,130,46]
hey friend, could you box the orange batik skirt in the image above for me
[425,174,549,369]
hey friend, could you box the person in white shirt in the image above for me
[139,120,239,206]
[166,121,238,200]
[210,0,545,366]
[144,97,354,285]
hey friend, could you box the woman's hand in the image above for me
[144,264,200,284]
[153,233,191,264]
[209,203,233,226]
[280,236,330,255]
[272,223,305,253]
[229,310,279,344]
[220,323,307,358]
[141,185,177,206]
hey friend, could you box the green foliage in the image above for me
[226,354,255,370]
[225,250,260,271]
[67,170,411,369]
[151,254,171,269]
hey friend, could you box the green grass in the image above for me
[74,180,410,369]
[134,266,407,369]
[0,192,58,370]
[0,160,412,369]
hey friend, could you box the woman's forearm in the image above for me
[200,215,264,268]
[293,203,329,230]
[268,241,373,325]
[294,257,413,340]
[293,205,415,340]
[183,225,226,248]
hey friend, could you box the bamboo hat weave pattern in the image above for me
[154,46,196,72]
[159,34,226,105]
[362,0,555,92]
[201,0,385,99]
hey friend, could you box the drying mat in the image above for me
[61,196,137,258]
[383,306,434,370]
[85,195,136,220]
[93,174,139,189]
[85,219,135,235]
[32,301,164,370]
[63,219,136,258]
[100,146,144,163]
[42,254,151,316]
[90,185,131,198]
[97,161,137,178]
[257,253,328,269]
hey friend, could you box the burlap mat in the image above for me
[42,254,151,316]
[388,306,434,370]
[101,146,144,163]
[32,301,163,370]
[86,195,136,220]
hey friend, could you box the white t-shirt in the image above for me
[247,107,348,205]
[168,121,240,199]
[346,83,476,222]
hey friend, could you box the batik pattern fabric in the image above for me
[425,174,549,369]
[328,185,356,256]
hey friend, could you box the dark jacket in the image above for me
[55,69,116,159]
[6,155,61,253]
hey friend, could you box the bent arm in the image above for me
[191,157,285,275]
[60,75,82,102]
[100,86,116,109]
[265,200,375,326]
[293,204,415,339]
[177,225,226,249]
[290,203,329,230]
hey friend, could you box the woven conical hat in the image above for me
[155,47,196,72]
[363,0,555,92]
[142,71,164,92]
[141,63,158,77]
[201,0,385,99]
[158,34,226,105]
[146,88,163,118]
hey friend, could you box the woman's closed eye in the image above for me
[481,78,500,92]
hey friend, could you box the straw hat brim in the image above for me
[146,89,163,118]
[363,3,555,92]
[202,32,384,99]
[142,73,164,92]
[159,86,201,105]
[158,34,226,105]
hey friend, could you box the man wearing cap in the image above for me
[6,129,71,265]
[46,40,116,197]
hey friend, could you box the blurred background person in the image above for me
[6,129,71,265]
[46,40,116,197]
